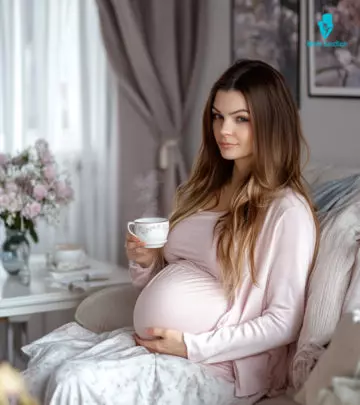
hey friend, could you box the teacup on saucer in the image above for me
[47,243,89,272]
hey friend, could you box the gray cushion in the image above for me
[75,284,139,333]
[303,162,360,188]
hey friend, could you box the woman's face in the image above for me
[212,90,253,163]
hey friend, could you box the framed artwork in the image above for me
[232,0,301,107]
[308,0,360,97]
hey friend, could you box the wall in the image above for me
[186,0,360,168]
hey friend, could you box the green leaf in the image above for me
[1,214,38,243]
[14,213,21,230]
[29,228,38,244]
[27,220,38,244]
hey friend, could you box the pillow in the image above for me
[294,311,360,405]
[291,200,360,390]
[343,245,360,313]
[303,162,360,188]
[75,284,139,333]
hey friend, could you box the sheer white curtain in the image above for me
[0,0,119,263]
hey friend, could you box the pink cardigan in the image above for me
[129,189,316,400]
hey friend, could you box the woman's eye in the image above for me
[235,116,249,123]
[212,113,223,121]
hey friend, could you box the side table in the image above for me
[0,254,131,365]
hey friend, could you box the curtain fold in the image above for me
[95,0,208,216]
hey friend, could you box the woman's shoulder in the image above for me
[270,187,314,223]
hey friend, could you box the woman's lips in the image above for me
[219,142,238,149]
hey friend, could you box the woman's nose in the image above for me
[220,118,234,137]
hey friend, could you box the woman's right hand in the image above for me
[125,232,160,268]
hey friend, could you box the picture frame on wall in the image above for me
[231,0,301,107]
[308,0,360,98]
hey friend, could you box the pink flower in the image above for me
[40,149,53,164]
[33,184,48,201]
[55,181,74,201]
[0,194,10,210]
[55,181,74,200]
[0,192,22,213]
[7,193,23,213]
[6,182,18,193]
[22,202,41,219]
[0,153,8,166]
[43,165,56,181]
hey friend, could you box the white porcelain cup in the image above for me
[127,217,169,248]
[52,243,87,268]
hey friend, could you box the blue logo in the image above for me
[317,13,334,40]
[307,11,347,48]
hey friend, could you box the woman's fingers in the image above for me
[125,232,145,251]
[125,232,157,266]
[127,244,148,256]
[126,232,144,244]
[126,241,140,251]
[126,244,152,262]
[126,233,139,242]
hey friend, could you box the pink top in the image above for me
[129,188,316,399]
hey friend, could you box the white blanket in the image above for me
[22,322,239,405]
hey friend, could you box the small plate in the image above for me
[48,262,90,273]
[144,240,167,248]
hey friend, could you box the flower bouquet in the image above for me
[0,362,38,405]
[0,139,74,276]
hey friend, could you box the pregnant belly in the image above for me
[133,262,229,339]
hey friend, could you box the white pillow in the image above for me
[343,244,360,313]
[291,199,360,390]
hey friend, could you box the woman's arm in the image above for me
[129,249,166,289]
[183,206,316,363]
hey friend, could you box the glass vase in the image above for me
[1,229,31,282]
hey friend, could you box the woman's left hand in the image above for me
[134,328,188,358]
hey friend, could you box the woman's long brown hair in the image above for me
[169,59,320,300]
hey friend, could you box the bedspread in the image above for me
[22,322,239,405]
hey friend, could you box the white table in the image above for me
[0,254,131,364]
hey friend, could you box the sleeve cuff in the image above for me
[183,332,208,363]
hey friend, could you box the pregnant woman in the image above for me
[22,59,319,405]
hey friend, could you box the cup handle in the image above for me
[127,221,137,238]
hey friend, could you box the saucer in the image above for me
[48,261,90,273]
[144,240,167,248]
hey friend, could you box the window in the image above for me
[0,0,84,154]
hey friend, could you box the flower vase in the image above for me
[1,229,31,282]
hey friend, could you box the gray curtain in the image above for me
[95,0,207,220]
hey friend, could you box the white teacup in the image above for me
[52,243,88,269]
[127,217,169,248]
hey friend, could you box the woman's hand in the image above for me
[125,233,161,268]
[134,328,188,358]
